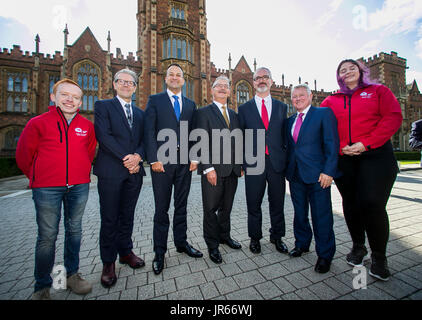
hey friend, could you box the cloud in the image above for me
[316,0,344,30]
[407,70,422,88]
[368,0,422,34]
[350,39,382,61]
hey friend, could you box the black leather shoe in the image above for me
[271,239,289,254]
[152,254,165,275]
[315,258,331,274]
[220,238,242,250]
[249,239,261,254]
[209,248,223,264]
[289,247,309,258]
[176,243,203,258]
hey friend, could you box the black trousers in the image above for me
[245,155,286,241]
[98,174,143,263]
[335,141,398,256]
[151,164,192,255]
[201,172,238,250]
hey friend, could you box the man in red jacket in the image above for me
[16,79,97,300]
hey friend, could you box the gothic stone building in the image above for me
[1,0,421,157]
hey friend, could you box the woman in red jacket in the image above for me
[320,59,402,281]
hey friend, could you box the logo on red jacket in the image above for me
[360,92,373,99]
[75,127,88,137]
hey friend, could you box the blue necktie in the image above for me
[173,95,181,121]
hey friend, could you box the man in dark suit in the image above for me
[238,67,289,254]
[196,76,243,264]
[286,84,339,274]
[144,64,203,275]
[94,69,146,288]
[409,119,422,166]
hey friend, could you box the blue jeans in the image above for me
[32,184,89,293]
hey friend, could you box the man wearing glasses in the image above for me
[94,69,146,288]
[238,67,289,255]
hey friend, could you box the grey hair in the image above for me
[114,68,138,84]
[254,67,272,80]
[212,75,231,89]
[291,83,312,98]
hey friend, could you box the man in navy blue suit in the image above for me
[144,64,203,275]
[238,67,289,255]
[286,84,339,274]
[94,69,146,288]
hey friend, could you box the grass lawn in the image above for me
[399,161,420,165]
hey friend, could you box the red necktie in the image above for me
[261,99,269,155]
[293,113,304,143]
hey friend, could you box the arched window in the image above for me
[182,40,187,60]
[4,128,22,150]
[76,61,100,111]
[49,74,60,106]
[4,71,29,113]
[236,82,251,105]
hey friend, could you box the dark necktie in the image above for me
[293,113,304,143]
[173,95,181,121]
[125,103,133,129]
[261,99,269,155]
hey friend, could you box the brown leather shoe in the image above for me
[101,262,117,288]
[119,251,145,269]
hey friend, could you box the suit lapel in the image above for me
[111,97,132,133]
[211,103,228,128]
[250,100,266,129]
[269,99,278,128]
[287,115,296,144]
[162,92,179,123]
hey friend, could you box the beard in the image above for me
[256,85,268,93]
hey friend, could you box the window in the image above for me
[5,71,30,113]
[76,62,99,111]
[162,36,193,63]
[48,75,60,106]
[236,82,250,105]
[171,3,185,20]
[4,127,22,150]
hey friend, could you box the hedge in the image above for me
[394,152,421,161]
[0,158,23,179]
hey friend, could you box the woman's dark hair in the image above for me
[336,59,377,94]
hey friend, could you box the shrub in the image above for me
[394,152,421,161]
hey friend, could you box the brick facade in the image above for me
[0,1,421,156]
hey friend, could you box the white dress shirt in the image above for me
[116,95,133,121]
[213,100,230,124]
[254,94,272,120]
[291,105,312,136]
[167,89,183,113]
[203,101,230,175]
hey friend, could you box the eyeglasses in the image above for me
[214,83,230,89]
[254,75,270,82]
[116,79,136,87]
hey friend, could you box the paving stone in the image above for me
[280,257,312,273]
[236,259,258,272]
[200,282,220,300]
[97,292,121,300]
[373,277,417,299]
[324,277,354,296]
[214,277,240,295]
[168,286,203,300]
[308,282,342,300]
[273,277,296,294]
[127,273,148,289]
[203,267,225,282]
[175,272,207,290]
[233,270,266,289]
[351,285,395,300]
[295,287,320,300]
[226,287,263,300]
[285,272,313,289]
[281,292,301,300]
[258,263,289,280]
[162,264,191,280]
[254,281,282,299]
[220,263,243,277]
[137,284,155,300]
[155,279,177,296]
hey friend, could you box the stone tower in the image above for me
[137,0,211,108]
[359,51,407,96]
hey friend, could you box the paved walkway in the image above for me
[0,165,421,301]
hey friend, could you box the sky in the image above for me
[1,0,421,92]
